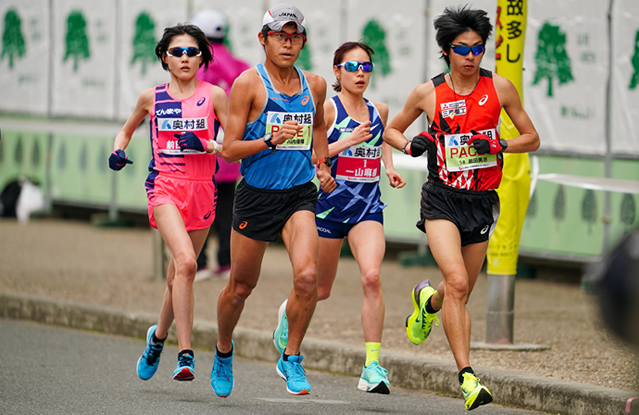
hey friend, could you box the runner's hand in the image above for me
[175,132,207,152]
[386,168,406,189]
[317,165,337,193]
[408,132,436,157]
[349,121,372,145]
[108,149,133,171]
[467,130,507,155]
[272,120,302,145]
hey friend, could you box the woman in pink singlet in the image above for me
[109,24,228,383]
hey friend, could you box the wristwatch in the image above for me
[263,133,276,153]
[317,157,332,168]
[499,138,508,152]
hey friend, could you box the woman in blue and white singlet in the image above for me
[316,42,405,394]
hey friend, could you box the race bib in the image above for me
[335,145,381,182]
[157,117,208,154]
[444,129,497,172]
[266,111,313,150]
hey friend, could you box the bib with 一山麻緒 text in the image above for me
[335,145,381,182]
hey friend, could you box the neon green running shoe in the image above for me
[460,372,493,411]
[405,279,439,345]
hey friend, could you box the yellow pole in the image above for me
[485,0,531,344]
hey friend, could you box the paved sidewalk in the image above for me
[0,218,637,414]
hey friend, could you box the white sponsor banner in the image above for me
[0,0,50,116]
[524,0,608,155]
[50,0,116,119]
[116,1,189,122]
[611,0,639,156]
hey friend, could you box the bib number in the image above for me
[444,129,497,172]
[266,111,313,150]
[335,145,381,182]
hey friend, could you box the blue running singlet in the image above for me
[315,96,386,224]
[240,63,316,190]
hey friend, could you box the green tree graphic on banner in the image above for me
[533,22,573,97]
[131,12,155,76]
[64,10,90,72]
[362,19,391,89]
[621,193,636,228]
[1,8,26,69]
[581,189,597,235]
[629,30,639,90]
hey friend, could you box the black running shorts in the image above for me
[232,179,318,242]
[416,181,500,247]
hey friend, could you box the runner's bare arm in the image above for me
[113,88,153,151]
[209,85,229,154]
[384,82,435,154]
[307,73,336,193]
[221,69,274,162]
[495,74,540,153]
[375,101,406,189]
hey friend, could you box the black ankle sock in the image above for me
[178,349,194,359]
[283,353,300,361]
[425,296,438,314]
[458,366,474,384]
[216,347,232,358]
[151,332,166,345]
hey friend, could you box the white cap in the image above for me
[262,3,306,34]
[191,10,227,40]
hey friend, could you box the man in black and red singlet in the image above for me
[384,5,539,411]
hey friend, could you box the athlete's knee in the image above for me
[444,275,470,301]
[293,268,317,297]
[361,270,382,295]
[229,280,255,303]
[173,253,198,280]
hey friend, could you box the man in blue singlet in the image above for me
[209,3,336,398]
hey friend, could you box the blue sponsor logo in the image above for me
[448,136,459,146]
[197,97,206,106]
[155,101,182,117]
[269,113,282,124]
[204,211,212,220]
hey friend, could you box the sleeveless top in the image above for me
[240,63,316,190]
[427,68,503,191]
[316,96,386,223]
[148,81,219,180]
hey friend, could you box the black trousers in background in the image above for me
[197,181,236,270]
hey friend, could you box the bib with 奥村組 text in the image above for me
[335,142,381,183]
[157,117,209,154]
[444,128,497,172]
[265,111,313,150]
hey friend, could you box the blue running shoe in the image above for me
[276,354,311,395]
[211,341,234,397]
[273,300,288,354]
[357,361,390,394]
[137,325,164,381]
[173,351,195,381]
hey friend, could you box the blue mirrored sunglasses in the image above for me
[449,44,485,56]
[336,61,374,72]
[166,47,202,57]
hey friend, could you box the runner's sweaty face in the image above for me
[446,30,484,76]
[261,23,303,69]
[163,34,203,81]
[334,47,373,95]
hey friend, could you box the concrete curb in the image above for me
[1,293,636,415]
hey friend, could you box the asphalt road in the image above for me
[0,319,546,415]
